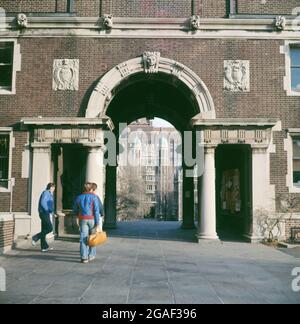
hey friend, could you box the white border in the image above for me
[0,127,14,193]
[284,131,300,193]
[0,39,21,95]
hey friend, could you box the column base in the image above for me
[197,233,220,241]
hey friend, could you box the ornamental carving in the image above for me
[102,15,113,30]
[95,81,110,96]
[274,16,286,31]
[224,60,250,92]
[143,52,160,74]
[34,129,45,143]
[16,13,28,28]
[117,62,131,78]
[53,59,79,91]
[190,15,201,30]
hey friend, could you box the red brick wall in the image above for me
[237,0,300,15]
[0,220,14,249]
[0,0,228,18]
[285,219,300,240]
[0,0,101,17]
[0,0,57,13]
[106,0,192,18]
[195,0,228,18]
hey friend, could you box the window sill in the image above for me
[287,90,300,96]
[289,186,300,194]
[0,187,11,193]
[0,88,15,95]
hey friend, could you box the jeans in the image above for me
[32,214,53,250]
[79,219,96,261]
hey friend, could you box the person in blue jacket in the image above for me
[74,182,103,263]
[32,183,56,252]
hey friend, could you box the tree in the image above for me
[117,166,151,221]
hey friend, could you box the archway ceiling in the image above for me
[107,73,198,132]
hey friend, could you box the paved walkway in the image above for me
[0,221,300,304]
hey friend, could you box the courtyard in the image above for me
[0,221,299,304]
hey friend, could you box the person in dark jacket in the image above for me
[32,183,56,252]
[74,182,103,263]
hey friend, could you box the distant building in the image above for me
[118,119,183,221]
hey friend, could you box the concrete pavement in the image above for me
[0,221,300,304]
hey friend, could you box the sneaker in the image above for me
[41,247,54,252]
[81,259,89,264]
[89,256,96,262]
[32,240,36,247]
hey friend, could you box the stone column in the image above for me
[181,167,195,229]
[85,144,105,202]
[104,165,117,229]
[245,145,270,242]
[30,143,52,235]
[197,146,219,241]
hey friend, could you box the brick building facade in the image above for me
[0,0,300,251]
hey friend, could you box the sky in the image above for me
[152,118,174,128]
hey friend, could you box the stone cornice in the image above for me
[21,117,114,130]
[192,118,278,128]
[1,17,300,39]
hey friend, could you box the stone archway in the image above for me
[86,52,216,120]
[85,53,217,231]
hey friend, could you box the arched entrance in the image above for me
[85,53,216,231]
[22,53,277,242]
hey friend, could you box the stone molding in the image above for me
[192,118,277,147]
[86,54,216,120]
[1,17,300,39]
[21,117,113,146]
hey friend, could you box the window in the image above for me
[293,138,300,188]
[0,40,21,95]
[290,46,300,93]
[0,42,13,91]
[0,134,9,189]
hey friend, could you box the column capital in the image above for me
[84,143,105,153]
[31,142,51,153]
[204,145,217,154]
[251,144,268,154]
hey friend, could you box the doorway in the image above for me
[216,145,252,240]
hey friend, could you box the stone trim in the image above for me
[86,54,215,120]
[1,17,300,39]
[284,131,300,194]
[192,118,277,147]
[0,128,14,193]
[281,40,300,97]
[0,39,21,95]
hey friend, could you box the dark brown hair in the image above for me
[46,183,55,190]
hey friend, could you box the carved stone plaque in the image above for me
[224,60,250,92]
[53,59,79,91]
